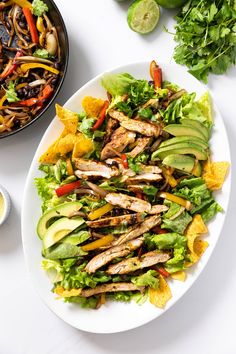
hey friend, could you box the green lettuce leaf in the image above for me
[162,211,192,235]
[201,201,223,223]
[101,73,136,96]
[41,259,63,282]
[145,232,187,250]
[64,296,98,309]
[131,270,159,289]
[165,247,186,273]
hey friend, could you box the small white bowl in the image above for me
[0,185,11,226]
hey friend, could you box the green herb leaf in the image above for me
[34,49,50,59]
[5,81,19,103]
[32,0,48,16]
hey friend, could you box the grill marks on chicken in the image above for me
[86,213,145,228]
[85,238,144,273]
[74,158,120,178]
[105,193,152,213]
[108,109,161,137]
[101,127,136,160]
[106,251,170,275]
[80,282,144,297]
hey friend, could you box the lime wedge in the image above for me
[127,0,160,34]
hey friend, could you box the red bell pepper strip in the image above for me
[92,100,109,131]
[55,180,81,197]
[152,226,168,234]
[153,67,162,89]
[121,153,129,169]
[157,267,170,278]
[37,84,54,106]
[150,60,162,89]
[23,7,38,44]
[18,97,38,107]
[0,50,22,79]
[18,85,53,107]
[135,192,144,200]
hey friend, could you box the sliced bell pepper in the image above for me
[161,167,178,188]
[121,153,129,169]
[20,63,60,75]
[0,50,22,79]
[55,180,81,197]
[66,158,74,176]
[88,203,114,221]
[92,100,109,131]
[13,0,32,8]
[152,226,168,234]
[0,95,7,108]
[135,192,144,200]
[150,60,162,89]
[18,84,53,107]
[158,192,192,211]
[81,234,114,251]
[157,267,170,278]
[23,7,38,44]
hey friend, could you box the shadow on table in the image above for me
[0,201,21,253]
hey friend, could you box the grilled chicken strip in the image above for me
[74,158,119,179]
[126,173,162,183]
[87,213,145,228]
[80,282,144,297]
[85,237,144,273]
[127,184,148,193]
[102,117,118,146]
[105,158,136,177]
[107,251,170,275]
[149,205,169,214]
[101,127,136,160]
[105,193,152,213]
[139,165,162,174]
[113,214,161,246]
[109,109,160,137]
[128,137,152,158]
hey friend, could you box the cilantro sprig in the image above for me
[173,0,236,83]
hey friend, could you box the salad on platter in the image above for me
[35,61,229,310]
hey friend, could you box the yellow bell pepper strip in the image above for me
[66,159,74,176]
[158,192,192,211]
[13,0,32,8]
[36,17,46,46]
[0,95,7,108]
[88,203,114,221]
[81,235,115,252]
[161,167,178,188]
[23,7,38,44]
[20,63,60,75]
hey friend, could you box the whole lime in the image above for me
[155,0,188,8]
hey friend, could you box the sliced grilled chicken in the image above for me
[126,173,162,183]
[87,213,145,228]
[139,165,162,174]
[85,237,144,273]
[107,251,170,275]
[105,158,136,177]
[80,282,144,297]
[105,192,152,213]
[102,117,118,146]
[149,205,169,214]
[113,214,161,246]
[109,109,160,137]
[74,158,119,179]
[128,137,152,158]
[101,127,136,160]
[127,184,148,193]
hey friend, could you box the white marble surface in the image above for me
[0,1,235,353]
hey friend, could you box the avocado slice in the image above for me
[181,119,210,141]
[43,217,85,249]
[159,135,208,150]
[162,154,202,176]
[152,142,208,160]
[37,201,82,239]
[192,161,202,177]
[163,124,207,141]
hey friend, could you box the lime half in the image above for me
[127,0,160,34]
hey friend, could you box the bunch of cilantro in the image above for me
[173,0,236,83]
